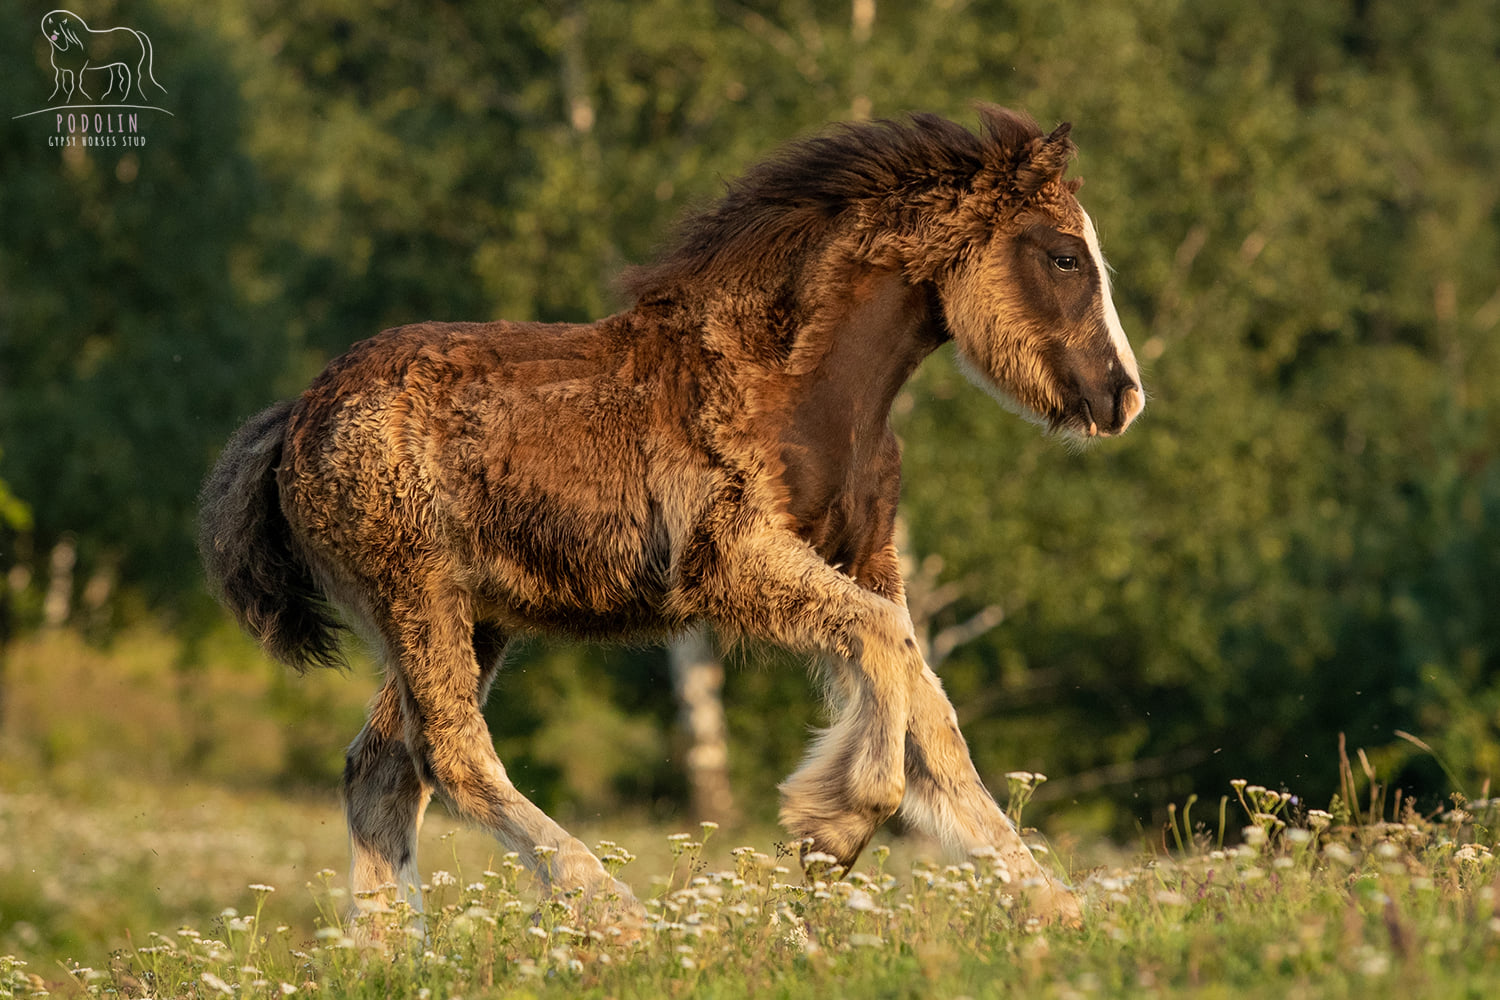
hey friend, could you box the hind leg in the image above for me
[383,591,638,919]
[344,624,514,919]
[345,677,431,915]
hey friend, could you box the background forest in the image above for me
[2,0,1498,853]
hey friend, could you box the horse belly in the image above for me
[440,390,683,636]
[458,483,677,636]
[86,28,144,68]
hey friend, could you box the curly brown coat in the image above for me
[199,105,1141,930]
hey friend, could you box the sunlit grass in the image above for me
[3,628,1498,997]
[3,782,1496,999]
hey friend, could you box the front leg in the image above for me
[705,530,922,869]
[900,664,1083,924]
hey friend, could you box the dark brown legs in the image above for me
[344,680,430,913]
[343,539,1075,927]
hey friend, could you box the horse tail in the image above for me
[198,401,346,671]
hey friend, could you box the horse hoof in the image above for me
[575,877,647,940]
[1023,876,1085,928]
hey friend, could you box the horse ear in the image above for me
[1013,122,1077,199]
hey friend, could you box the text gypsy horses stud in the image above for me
[200,105,1143,929]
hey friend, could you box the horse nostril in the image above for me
[1115,381,1143,430]
[1080,399,1099,437]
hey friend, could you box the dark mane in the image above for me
[623,105,1056,303]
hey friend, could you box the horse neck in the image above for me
[756,264,943,579]
[786,265,946,426]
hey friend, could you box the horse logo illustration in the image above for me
[42,8,166,105]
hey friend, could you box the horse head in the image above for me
[938,108,1143,439]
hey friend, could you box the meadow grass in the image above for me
[2,776,1496,999]
[3,629,1498,997]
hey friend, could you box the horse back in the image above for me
[278,317,711,637]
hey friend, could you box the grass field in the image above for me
[2,629,1498,998]
[2,774,1497,999]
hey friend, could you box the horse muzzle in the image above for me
[1071,372,1143,438]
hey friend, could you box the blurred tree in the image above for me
[667,626,737,825]
[896,0,1500,828]
[0,2,290,625]
[2,0,1495,832]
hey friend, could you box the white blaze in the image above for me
[1081,210,1141,391]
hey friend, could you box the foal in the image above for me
[200,105,1142,927]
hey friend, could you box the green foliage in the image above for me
[0,624,367,790]
[0,0,290,614]
[894,0,1500,825]
[483,639,684,818]
[0,451,30,535]
[1,0,1497,830]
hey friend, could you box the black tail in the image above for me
[198,401,346,670]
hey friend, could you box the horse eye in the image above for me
[1052,255,1079,272]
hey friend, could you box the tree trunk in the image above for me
[666,625,737,824]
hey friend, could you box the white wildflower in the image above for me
[200,972,235,995]
[1357,947,1390,976]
